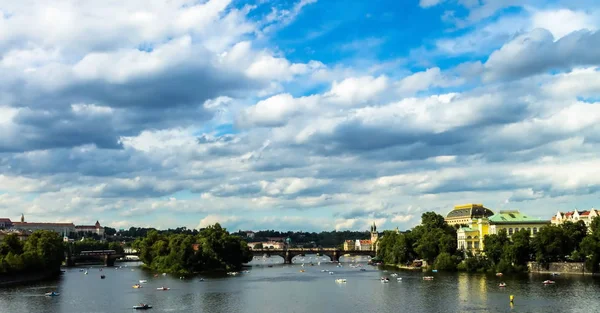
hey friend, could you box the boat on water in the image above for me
[380,277,390,283]
[551,273,560,276]
[100,275,105,279]
[335,279,347,283]
[300,269,305,272]
[423,276,434,280]
[496,272,503,277]
[432,270,438,273]
[397,277,402,281]
[84,271,88,275]
[45,292,59,297]
[321,269,327,272]
[79,269,84,272]
[543,280,555,285]
[157,287,170,291]
[133,304,152,310]
[390,273,398,277]
[132,284,142,289]
[499,283,507,287]
[329,271,334,275]
[267,265,273,268]
[227,272,239,276]
[139,280,148,283]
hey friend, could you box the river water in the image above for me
[1,255,599,313]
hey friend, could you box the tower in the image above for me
[370,222,379,251]
[20,213,25,223]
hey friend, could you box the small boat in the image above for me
[162,273,166,276]
[321,269,327,272]
[551,273,560,276]
[199,278,204,281]
[133,304,152,310]
[423,276,434,280]
[397,277,402,281]
[496,272,503,277]
[380,277,389,283]
[243,270,250,273]
[154,274,159,277]
[335,279,347,283]
[299,269,305,273]
[45,292,59,297]
[139,280,147,283]
[432,270,438,273]
[543,280,555,285]
[267,265,273,268]
[99,268,103,271]
[157,287,170,291]
[359,268,366,272]
[132,284,142,289]
[499,283,507,287]
[100,275,105,279]
[84,271,88,275]
[79,269,84,272]
[390,273,398,277]
[329,271,334,275]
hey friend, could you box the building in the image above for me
[0,229,30,242]
[355,239,372,251]
[266,237,285,242]
[454,208,550,255]
[551,209,599,227]
[75,221,105,237]
[343,240,355,251]
[0,218,12,229]
[248,241,285,250]
[243,231,255,239]
[11,214,75,237]
[445,204,495,227]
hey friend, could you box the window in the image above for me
[474,242,479,249]
[508,228,514,235]
[533,227,538,234]
[527,228,531,234]
[467,242,472,249]
[515,228,519,232]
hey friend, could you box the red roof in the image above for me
[581,211,591,216]
[12,222,75,227]
[359,240,371,244]
[0,218,12,223]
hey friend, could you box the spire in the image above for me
[95,220,100,227]
[20,213,24,223]
[373,221,376,232]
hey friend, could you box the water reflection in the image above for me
[2,262,600,313]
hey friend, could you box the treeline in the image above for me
[0,230,64,274]
[377,212,457,269]
[378,212,600,273]
[133,223,252,275]
[242,230,371,247]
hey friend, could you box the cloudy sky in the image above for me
[1,0,599,232]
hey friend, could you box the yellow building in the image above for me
[445,204,495,227]
[451,207,550,255]
[343,240,355,251]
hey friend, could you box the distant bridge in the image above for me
[67,250,123,267]
[250,248,375,264]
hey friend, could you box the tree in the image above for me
[104,227,117,236]
[507,229,531,266]
[254,243,263,249]
[483,230,509,265]
[560,221,587,257]
[532,226,568,264]
[434,252,457,271]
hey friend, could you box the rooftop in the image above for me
[489,210,549,224]
[12,222,75,227]
[446,204,494,219]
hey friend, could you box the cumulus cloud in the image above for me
[2,0,600,231]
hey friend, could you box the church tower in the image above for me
[21,213,25,223]
[370,222,379,251]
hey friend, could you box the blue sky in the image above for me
[1,0,600,231]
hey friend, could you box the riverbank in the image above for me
[527,262,598,275]
[0,270,61,288]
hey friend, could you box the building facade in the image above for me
[453,208,550,255]
[75,221,105,237]
[355,239,372,251]
[551,209,599,227]
[12,215,75,237]
[445,204,495,227]
[343,240,355,251]
[0,218,12,229]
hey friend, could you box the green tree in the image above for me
[532,226,568,264]
[254,243,263,249]
[507,229,531,266]
[560,221,587,258]
[434,252,457,271]
[483,230,509,265]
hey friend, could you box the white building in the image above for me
[551,209,600,227]
[12,214,75,237]
[75,221,105,237]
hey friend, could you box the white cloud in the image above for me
[531,9,598,40]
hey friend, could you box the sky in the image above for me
[1,0,600,232]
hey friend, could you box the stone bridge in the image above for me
[66,250,123,267]
[251,248,375,264]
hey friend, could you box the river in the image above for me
[1,255,599,313]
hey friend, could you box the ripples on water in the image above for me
[1,257,600,313]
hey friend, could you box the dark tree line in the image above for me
[0,230,64,274]
[241,230,371,247]
[133,223,252,275]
